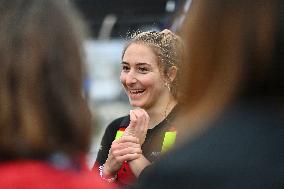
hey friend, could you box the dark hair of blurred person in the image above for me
[0,0,115,188]
[133,0,284,188]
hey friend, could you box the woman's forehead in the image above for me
[123,43,158,64]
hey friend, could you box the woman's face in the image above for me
[120,43,169,109]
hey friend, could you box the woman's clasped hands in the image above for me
[103,108,149,177]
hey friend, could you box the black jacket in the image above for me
[135,102,284,189]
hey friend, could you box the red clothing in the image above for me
[93,161,136,187]
[0,160,115,189]
[117,161,136,186]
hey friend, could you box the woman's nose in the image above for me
[125,72,137,85]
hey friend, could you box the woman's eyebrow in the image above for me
[136,62,151,66]
[121,62,152,68]
[121,61,129,65]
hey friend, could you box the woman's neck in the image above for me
[146,97,177,129]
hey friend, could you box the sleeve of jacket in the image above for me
[93,117,125,168]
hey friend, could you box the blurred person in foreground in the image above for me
[0,0,114,188]
[93,29,183,188]
[133,0,284,188]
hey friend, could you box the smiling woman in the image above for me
[121,43,169,110]
[93,29,184,188]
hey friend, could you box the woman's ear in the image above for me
[167,66,178,82]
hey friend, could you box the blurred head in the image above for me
[179,0,284,121]
[0,0,91,159]
[120,29,183,109]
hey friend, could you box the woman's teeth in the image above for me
[130,89,145,94]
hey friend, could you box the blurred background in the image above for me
[70,0,192,168]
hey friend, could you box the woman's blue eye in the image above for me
[138,67,149,72]
[122,65,130,71]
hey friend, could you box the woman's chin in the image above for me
[129,101,144,108]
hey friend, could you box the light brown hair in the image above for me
[0,0,91,159]
[177,0,283,136]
